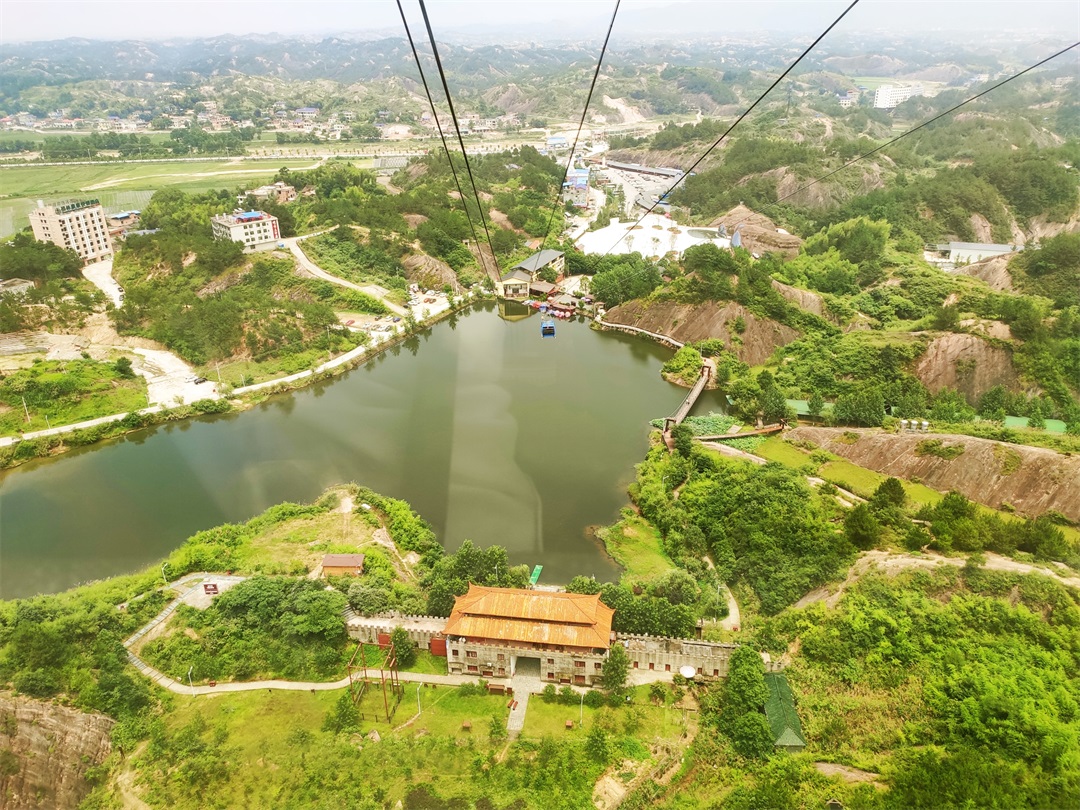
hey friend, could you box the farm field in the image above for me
[0,158,321,237]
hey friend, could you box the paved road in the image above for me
[82,258,123,308]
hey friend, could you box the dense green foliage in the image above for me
[0,357,146,436]
[631,446,854,614]
[114,223,373,365]
[141,576,348,681]
[0,573,166,724]
[760,567,1080,809]
[1010,232,1080,308]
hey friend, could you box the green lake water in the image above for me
[0,303,727,598]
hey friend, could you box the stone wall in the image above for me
[346,614,447,649]
[620,634,739,679]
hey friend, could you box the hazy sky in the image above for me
[2,0,1078,42]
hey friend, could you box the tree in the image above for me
[390,626,416,668]
[871,477,906,509]
[724,646,769,717]
[731,712,775,759]
[488,714,507,743]
[585,725,610,763]
[1027,399,1046,430]
[932,304,960,332]
[601,642,629,693]
[671,424,694,457]
[347,583,389,616]
[844,503,882,550]
[807,391,824,418]
[322,691,360,733]
[113,356,135,378]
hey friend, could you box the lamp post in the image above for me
[416,683,422,716]
[187,666,195,697]
[161,562,169,587]
[579,689,584,726]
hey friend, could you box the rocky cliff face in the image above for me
[604,299,800,367]
[0,693,114,810]
[786,426,1080,522]
[914,333,1023,402]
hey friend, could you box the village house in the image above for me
[210,210,281,251]
[496,250,565,299]
[321,553,366,577]
[0,278,35,298]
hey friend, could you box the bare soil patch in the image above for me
[605,299,800,367]
[787,426,1080,522]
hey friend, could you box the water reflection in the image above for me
[0,305,701,598]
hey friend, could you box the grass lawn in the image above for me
[0,358,148,437]
[755,435,814,467]
[522,687,689,742]
[599,516,676,581]
[238,506,379,574]
[817,459,887,498]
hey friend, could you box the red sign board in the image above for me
[203,583,219,595]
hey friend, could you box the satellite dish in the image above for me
[679,665,697,679]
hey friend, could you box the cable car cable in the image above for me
[417,0,502,277]
[603,0,861,255]
[541,0,622,248]
[394,0,487,267]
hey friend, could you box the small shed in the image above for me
[321,553,365,577]
[764,672,806,752]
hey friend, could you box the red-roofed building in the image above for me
[444,585,614,685]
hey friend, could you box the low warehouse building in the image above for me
[321,553,365,577]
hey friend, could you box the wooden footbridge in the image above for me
[663,358,716,431]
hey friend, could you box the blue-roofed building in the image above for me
[211,210,281,252]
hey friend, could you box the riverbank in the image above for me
[0,294,484,470]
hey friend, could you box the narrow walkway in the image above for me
[670,359,715,426]
[507,659,542,736]
[286,232,408,316]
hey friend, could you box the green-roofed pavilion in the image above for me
[764,672,806,752]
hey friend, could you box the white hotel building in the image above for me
[210,210,281,252]
[873,84,925,109]
[29,199,113,263]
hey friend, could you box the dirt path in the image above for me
[82,160,325,191]
[113,742,151,810]
[796,549,1080,610]
[82,258,123,307]
[814,762,883,788]
[287,233,409,316]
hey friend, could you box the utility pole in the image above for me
[21,396,31,424]
[215,362,222,383]
[187,666,195,697]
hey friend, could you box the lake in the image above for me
[0,303,727,598]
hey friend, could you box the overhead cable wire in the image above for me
[417,0,501,277]
[755,40,1080,214]
[394,0,486,263]
[604,0,861,255]
[541,0,622,248]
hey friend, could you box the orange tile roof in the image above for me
[444,585,614,650]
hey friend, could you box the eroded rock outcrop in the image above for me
[0,693,114,810]
[786,426,1080,522]
[604,299,800,366]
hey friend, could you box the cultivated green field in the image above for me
[0,158,321,237]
